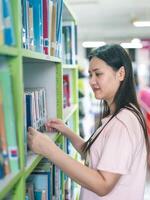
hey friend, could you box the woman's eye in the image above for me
[88,74,92,78]
[96,73,103,76]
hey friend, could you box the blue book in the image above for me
[0,161,4,179]
[32,0,43,52]
[30,171,51,200]
[21,0,30,49]
[2,0,15,45]
[25,93,32,130]
[0,0,4,45]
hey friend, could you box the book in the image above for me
[21,0,30,49]
[2,0,15,45]
[50,0,56,56]
[0,0,4,45]
[43,0,49,55]
[62,21,76,64]
[24,88,47,132]
[0,57,19,172]
[28,0,34,50]
[32,0,43,52]
[0,86,10,176]
[30,171,51,200]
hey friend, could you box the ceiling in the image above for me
[66,0,150,43]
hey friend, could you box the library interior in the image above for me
[0,0,150,200]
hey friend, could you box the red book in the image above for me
[43,0,49,54]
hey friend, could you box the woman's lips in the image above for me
[93,88,100,92]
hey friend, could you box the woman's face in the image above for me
[89,57,125,104]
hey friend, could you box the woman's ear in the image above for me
[118,66,125,81]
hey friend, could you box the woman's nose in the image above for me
[89,75,96,85]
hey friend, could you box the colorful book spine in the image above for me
[2,0,15,45]
[25,88,47,134]
[55,0,63,58]
[0,87,10,176]
[32,0,43,52]
[43,0,49,55]
[62,21,76,65]
[0,0,4,45]
[50,1,56,56]
[28,0,34,50]
[29,171,51,200]
[48,0,53,56]
[0,57,19,172]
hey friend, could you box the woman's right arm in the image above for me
[46,119,85,156]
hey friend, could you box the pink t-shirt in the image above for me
[80,109,147,200]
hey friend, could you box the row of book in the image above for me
[21,0,63,57]
[24,88,47,131]
[0,61,75,180]
[26,158,63,200]
[24,88,47,163]
[26,139,76,200]
[21,0,78,65]
[62,22,78,65]
[0,0,15,46]
[0,57,19,180]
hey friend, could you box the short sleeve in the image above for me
[97,118,134,175]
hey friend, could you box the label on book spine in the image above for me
[8,146,18,159]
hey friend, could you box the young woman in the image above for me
[28,44,149,200]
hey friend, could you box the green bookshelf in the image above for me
[0,0,79,199]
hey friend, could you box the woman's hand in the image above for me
[28,127,53,156]
[45,118,71,136]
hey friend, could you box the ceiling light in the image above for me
[121,38,143,49]
[133,21,150,27]
[68,0,100,5]
[131,38,141,43]
[82,41,106,48]
[121,42,142,49]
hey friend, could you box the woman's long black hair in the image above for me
[82,44,149,156]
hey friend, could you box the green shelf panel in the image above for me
[62,64,77,69]
[63,1,76,22]
[24,154,43,179]
[56,63,63,119]
[21,49,61,63]
[0,170,23,200]
[0,46,18,56]
[9,57,25,169]
[72,68,78,104]
[63,104,78,122]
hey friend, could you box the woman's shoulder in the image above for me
[115,108,140,128]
